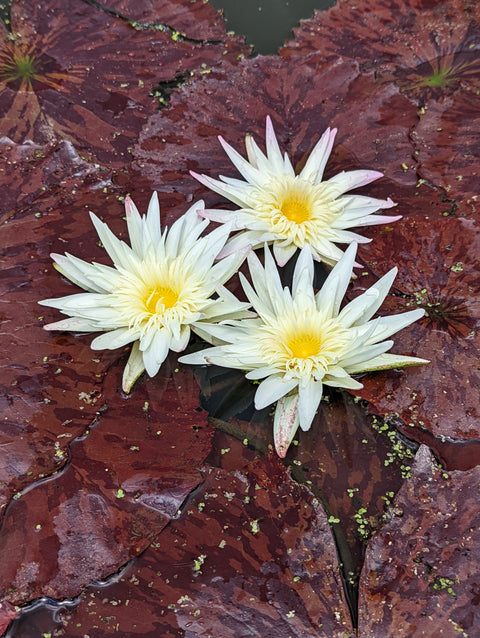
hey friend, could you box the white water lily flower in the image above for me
[191,116,400,267]
[180,243,428,457]
[39,193,252,393]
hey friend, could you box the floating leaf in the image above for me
[134,56,418,199]
[358,445,480,636]
[0,141,189,515]
[355,217,480,470]
[412,91,480,214]
[281,0,480,102]
[0,138,99,221]
[42,460,354,637]
[0,0,249,165]
[0,359,211,629]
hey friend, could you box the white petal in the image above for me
[299,127,337,183]
[352,213,402,227]
[209,249,251,287]
[165,206,208,258]
[338,267,397,327]
[142,330,171,377]
[298,379,324,431]
[345,353,429,374]
[89,212,134,269]
[170,324,191,352]
[178,348,215,365]
[273,394,300,458]
[273,241,298,267]
[91,328,135,350]
[316,243,357,318]
[245,366,281,380]
[292,246,314,299]
[329,229,372,244]
[282,151,295,177]
[122,341,145,393]
[43,317,101,332]
[216,229,266,259]
[364,309,426,344]
[327,169,384,195]
[50,253,111,293]
[125,196,144,256]
[340,340,394,369]
[200,207,241,226]
[145,191,162,245]
[254,374,298,410]
[190,170,249,208]
[245,134,269,171]
[218,135,264,185]
[265,116,285,173]
[323,374,363,390]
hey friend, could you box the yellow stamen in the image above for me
[144,287,178,313]
[287,333,322,359]
[280,193,312,223]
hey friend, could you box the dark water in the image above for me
[209,0,335,54]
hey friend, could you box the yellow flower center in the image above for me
[286,333,321,358]
[280,192,312,223]
[144,286,178,313]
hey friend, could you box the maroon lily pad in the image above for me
[0,182,119,513]
[104,0,236,41]
[201,374,418,595]
[0,142,194,517]
[280,0,480,103]
[0,0,249,165]
[354,216,480,470]
[45,459,354,637]
[133,55,419,198]
[0,357,211,631]
[0,138,102,221]
[412,90,480,214]
[358,444,480,636]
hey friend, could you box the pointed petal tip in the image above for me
[273,394,300,458]
[274,442,288,459]
[124,196,135,216]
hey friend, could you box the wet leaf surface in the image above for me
[134,55,419,198]
[39,460,355,637]
[201,377,418,600]
[280,0,480,102]
[354,216,480,470]
[0,138,99,221]
[412,90,480,213]
[1,0,480,635]
[0,0,249,165]
[0,357,211,613]
[0,140,192,528]
[358,445,480,637]
[104,0,235,40]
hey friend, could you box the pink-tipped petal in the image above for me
[124,196,138,218]
[273,394,300,458]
